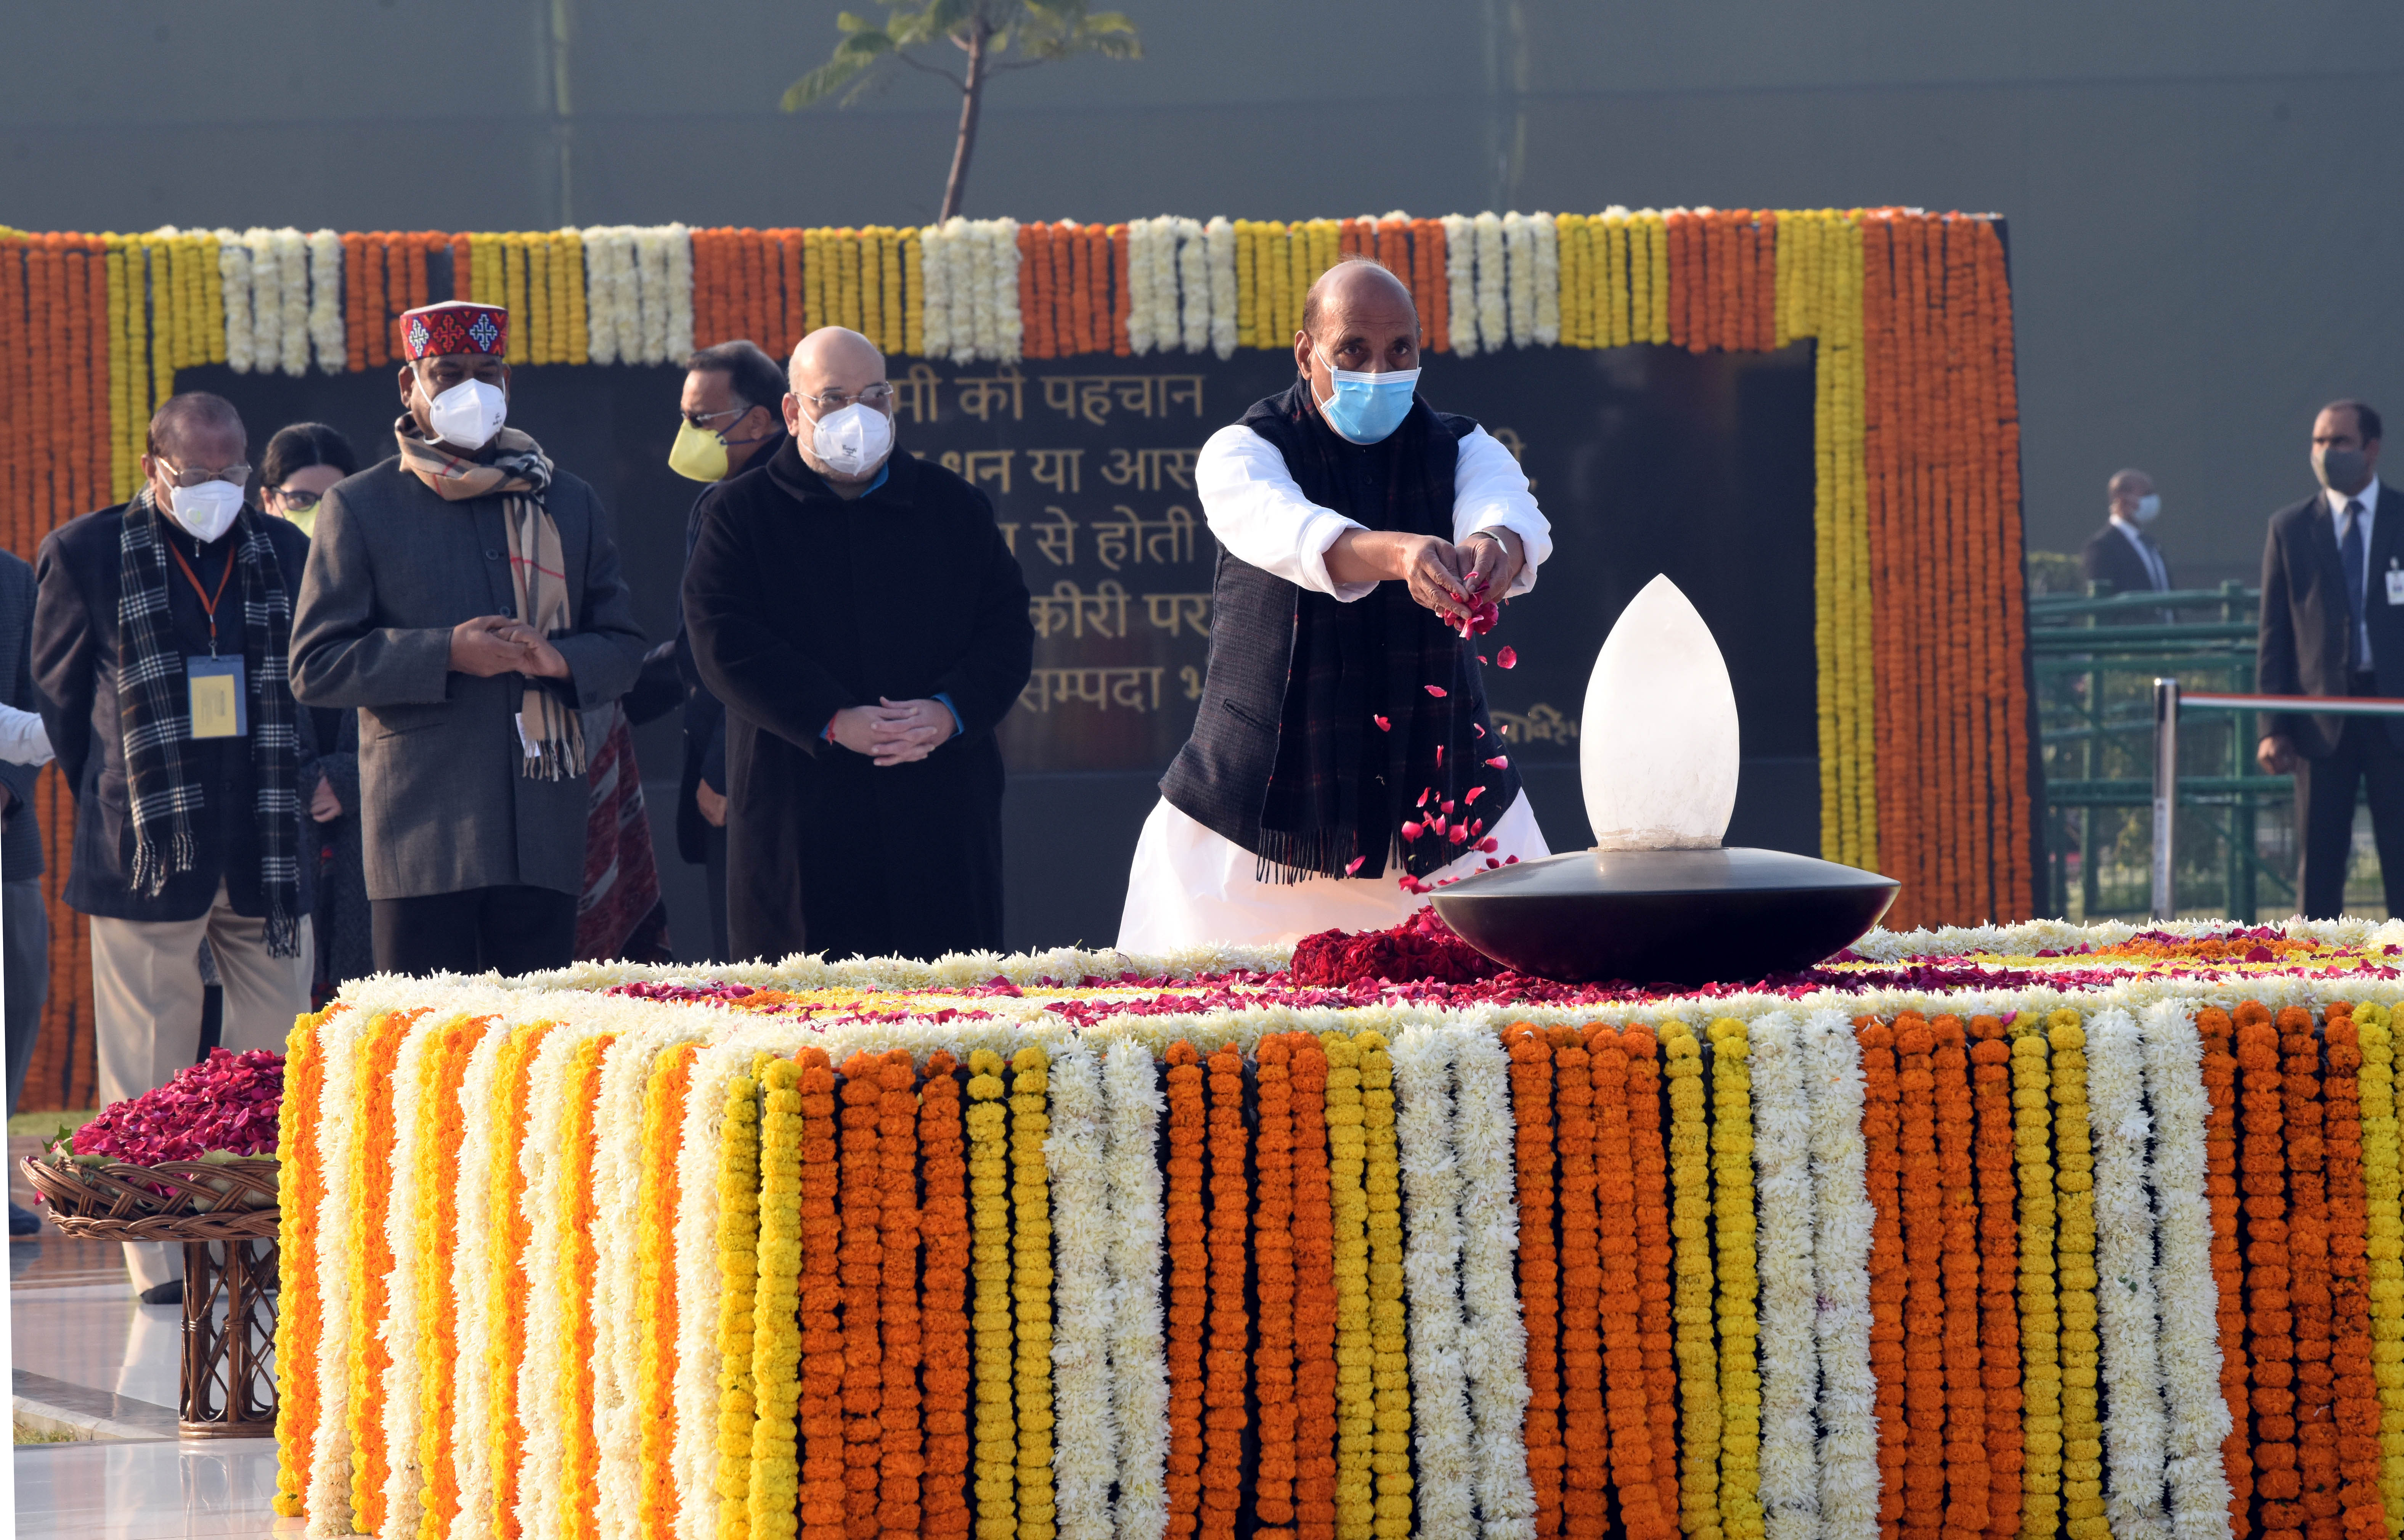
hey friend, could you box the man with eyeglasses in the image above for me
[666,340,790,960]
[32,391,320,1301]
[291,300,645,976]
[684,325,1034,962]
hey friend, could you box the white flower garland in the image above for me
[636,229,673,366]
[580,227,620,366]
[1177,217,1210,354]
[1530,213,1561,346]
[451,1020,511,1540]
[275,228,310,377]
[671,1040,753,1540]
[949,218,986,364]
[662,225,694,361]
[1125,218,1161,356]
[378,1015,441,1540]
[2087,1007,2170,1540]
[240,229,278,374]
[215,230,254,374]
[1393,1026,1477,1537]
[920,223,954,363]
[1205,217,1238,360]
[304,1007,367,1538]
[1442,214,1477,357]
[1047,1041,1118,1540]
[592,1029,670,1540]
[2138,1001,2234,1540]
[1750,1011,1822,1540]
[514,1024,591,1540]
[991,217,1023,363]
[305,229,344,374]
[1104,1039,1170,1540]
[1452,1026,1536,1540]
[1804,1009,1879,1540]
[1474,212,1507,353]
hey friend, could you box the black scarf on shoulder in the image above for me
[1239,380,1517,882]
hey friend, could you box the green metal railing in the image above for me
[2031,581,2298,920]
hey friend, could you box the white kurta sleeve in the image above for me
[1194,423,1378,601]
[0,702,52,766]
[1450,425,1554,596]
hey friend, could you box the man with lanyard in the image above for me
[292,301,645,975]
[33,392,316,1301]
[666,339,789,961]
[1116,257,1554,950]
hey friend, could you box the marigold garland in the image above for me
[1710,1018,1763,1540]
[2197,1007,2254,1534]
[487,1020,556,1540]
[2009,1021,2064,1540]
[1205,1045,1250,1538]
[1626,1026,1683,1526]
[1509,1025,1565,1538]
[1971,1018,2025,1540]
[274,1011,330,1518]
[1895,1013,1945,1540]
[2326,1013,2382,1540]
[1593,1028,1670,1540]
[1322,1031,1375,1540]
[2354,1005,2404,1536]
[880,1049,926,1539]
[967,1051,1016,1540]
[1859,1018,1908,1539]
[1665,1020,1723,1540]
[2285,1005,2341,1540]
[559,1032,618,1540]
[793,1047,843,1540]
[919,1051,973,1540]
[1555,1029,1607,1534]
[1165,1042,1209,1537]
[747,1055,805,1540]
[411,1015,486,1538]
[1256,1035,1300,1538]
[1011,1045,1057,1540]
[713,1062,765,1540]
[641,1044,703,1540]
[347,1009,413,1532]
[1931,1016,1993,1537]
[2052,1012,2105,1540]
[835,1051,887,1540]
[1291,1033,1341,1540]
[1354,1029,1412,1540]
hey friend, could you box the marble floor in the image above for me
[11,1136,295,1538]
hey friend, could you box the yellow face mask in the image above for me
[668,420,730,483]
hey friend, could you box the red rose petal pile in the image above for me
[69,1047,285,1165]
[1288,906,1504,987]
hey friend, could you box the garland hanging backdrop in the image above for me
[268,915,2404,1540]
[0,209,2031,1106]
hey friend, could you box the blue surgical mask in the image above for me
[1313,352,1420,445]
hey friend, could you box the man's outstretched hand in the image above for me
[1326,529,1474,623]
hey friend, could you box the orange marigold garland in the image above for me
[1593,1028,1670,1539]
[559,1031,617,1540]
[1256,1034,1301,1538]
[1205,1045,1251,1538]
[2325,1013,2391,1540]
[347,1009,413,1531]
[1291,1032,1341,1540]
[798,1048,846,1540]
[2243,1003,2303,1540]
[1111,223,1133,356]
[1555,1028,1607,1533]
[1165,1042,1209,1536]
[1972,1016,2025,1539]
[1895,1013,1945,1540]
[878,1049,924,1538]
[837,1051,886,1539]
[273,1011,329,1517]
[1510,1024,1564,1537]
[639,1043,701,1540]
[1625,1025,1683,1524]
[918,1052,973,1539]
[2288,1005,2341,1540]
[1932,1016,1992,1535]
[1858,1018,1908,1538]
[2198,1007,2254,1533]
[488,1020,555,1536]
[1018,224,1047,360]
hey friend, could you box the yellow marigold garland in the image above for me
[1011,1044,1057,1540]
[347,1009,414,1530]
[714,1061,765,1540]
[145,237,174,406]
[559,1033,617,1540]
[487,1021,554,1531]
[1357,1029,1413,1540]
[639,1044,701,1539]
[273,1009,332,1517]
[968,1050,1016,1540]
[2357,1002,2404,1534]
[803,229,827,338]
[1662,1019,1722,1540]
[1323,1030,1375,1540]
[561,228,588,365]
[1708,1018,1762,1540]
[2048,1010,2105,1540]
[416,1016,487,1538]
[2011,1020,2063,1540]
[747,1056,805,1540]
[902,228,925,357]
[503,233,530,364]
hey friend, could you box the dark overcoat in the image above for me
[684,442,1034,962]
[2259,486,2404,756]
[289,454,646,901]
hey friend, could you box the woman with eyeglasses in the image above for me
[259,422,372,996]
[259,422,358,539]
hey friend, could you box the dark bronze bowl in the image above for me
[1429,846,1900,986]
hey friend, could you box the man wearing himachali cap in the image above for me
[291,301,646,975]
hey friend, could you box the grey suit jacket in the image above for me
[289,454,646,901]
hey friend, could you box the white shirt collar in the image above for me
[2330,476,2382,523]
[2109,512,2151,541]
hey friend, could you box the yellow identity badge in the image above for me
[186,656,247,739]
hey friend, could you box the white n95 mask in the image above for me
[811,402,893,478]
[166,480,245,543]
[424,378,508,450]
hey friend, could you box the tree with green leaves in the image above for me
[783,2,1140,222]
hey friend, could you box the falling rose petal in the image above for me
[1441,800,1457,815]
[1344,855,1367,876]
[1416,789,1430,808]
[1436,745,1444,768]
[1474,724,1486,738]
[1424,684,1448,697]
[1469,819,1484,837]
[1485,755,1509,769]
[1431,815,1447,834]
[1449,825,1469,844]
[1497,645,1518,670]
[1478,837,1500,853]
[1477,655,1489,665]
[1400,821,1423,842]
[1465,786,1486,804]
[1373,714,1391,732]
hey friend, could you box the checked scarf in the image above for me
[394,418,587,779]
[1239,379,1521,882]
[116,491,302,955]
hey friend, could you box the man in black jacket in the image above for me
[2079,468,2172,599]
[667,340,789,962]
[2257,400,2401,916]
[0,547,49,1236]
[34,393,318,1299]
[684,326,1033,962]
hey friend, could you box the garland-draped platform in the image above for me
[0,208,2029,1107]
[274,916,2404,1540]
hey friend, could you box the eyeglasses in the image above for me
[792,383,894,412]
[271,487,324,512]
[681,405,752,431]
[155,460,251,489]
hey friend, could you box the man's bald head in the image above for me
[789,326,885,398]
[1293,256,1421,419]
[1301,257,1416,345]
[147,392,245,462]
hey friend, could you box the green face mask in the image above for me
[668,420,730,483]
[283,504,319,539]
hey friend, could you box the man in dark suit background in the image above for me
[2080,468,2172,597]
[2257,400,2401,916]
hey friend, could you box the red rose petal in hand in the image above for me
[1344,855,1366,876]
[1424,684,1448,697]
[1484,755,1508,769]
[1373,714,1391,732]
[1497,645,1518,670]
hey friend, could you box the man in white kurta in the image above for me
[1117,258,1554,951]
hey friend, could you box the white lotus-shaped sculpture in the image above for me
[1579,574,1739,850]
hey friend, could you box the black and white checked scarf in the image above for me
[116,490,302,956]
